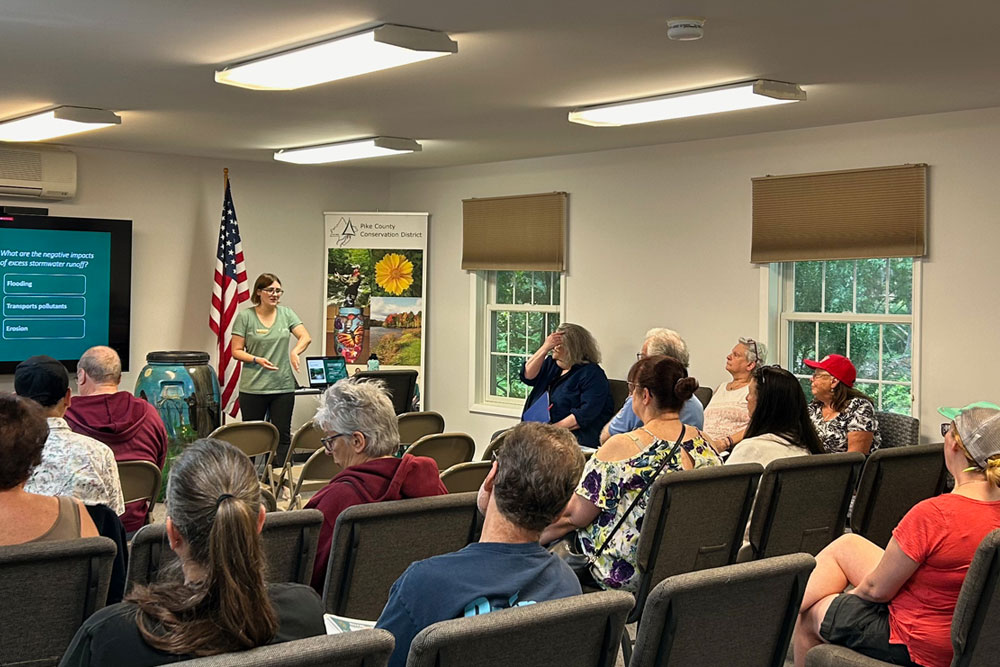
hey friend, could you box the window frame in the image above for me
[760,259,922,417]
[468,271,566,417]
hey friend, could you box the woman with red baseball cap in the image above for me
[803,354,880,454]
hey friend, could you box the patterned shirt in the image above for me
[575,428,722,591]
[808,398,881,453]
[25,417,125,515]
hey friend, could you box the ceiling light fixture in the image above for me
[215,24,458,91]
[568,80,805,127]
[274,136,422,164]
[0,106,122,142]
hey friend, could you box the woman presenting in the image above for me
[231,273,311,466]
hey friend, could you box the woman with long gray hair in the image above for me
[60,439,324,666]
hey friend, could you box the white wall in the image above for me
[1,146,389,401]
[386,106,1000,448]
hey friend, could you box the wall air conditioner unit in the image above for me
[0,146,77,199]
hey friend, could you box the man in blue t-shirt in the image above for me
[600,327,704,444]
[376,422,585,667]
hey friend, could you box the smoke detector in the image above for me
[666,17,705,41]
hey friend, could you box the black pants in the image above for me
[239,391,294,467]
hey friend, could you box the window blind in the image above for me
[462,192,567,271]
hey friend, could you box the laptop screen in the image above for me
[306,356,349,388]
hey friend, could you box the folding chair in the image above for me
[439,461,493,493]
[398,411,446,447]
[288,447,343,510]
[117,459,163,526]
[275,419,325,497]
[407,433,475,471]
[209,420,280,492]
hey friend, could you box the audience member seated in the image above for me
[726,365,824,468]
[793,402,1000,667]
[65,346,168,532]
[376,422,585,667]
[804,354,881,454]
[0,393,99,545]
[305,379,447,590]
[599,327,704,444]
[702,337,766,451]
[520,322,614,447]
[60,439,325,666]
[14,356,124,515]
[540,355,722,591]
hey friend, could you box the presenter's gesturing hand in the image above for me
[290,353,301,373]
[255,357,279,371]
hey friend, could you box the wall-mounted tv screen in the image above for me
[0,214,132,374]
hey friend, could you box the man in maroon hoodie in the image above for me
[65,346,168,533]
[306,378,447,590]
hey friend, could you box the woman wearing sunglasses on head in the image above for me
[231,273,311,466]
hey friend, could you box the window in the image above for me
[471,270,564,412]
[776,258,919,415]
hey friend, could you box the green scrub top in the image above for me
[233,305,302,394]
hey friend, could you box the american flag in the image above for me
[209,176,250,417]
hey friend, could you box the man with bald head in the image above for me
[65,346,168,532]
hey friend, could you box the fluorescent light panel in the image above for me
[568,80,805,127]
[216,24,458,91]
[0,106,121,141]
[274,137,422,164]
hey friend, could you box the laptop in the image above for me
[305,355,350,389]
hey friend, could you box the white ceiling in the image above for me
[3,0,999,169]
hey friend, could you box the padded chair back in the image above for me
[631,554,816,667]
[0,536,116,666]
[851,443,947,548]
[633,464,763,620]
[288,447,343,509]
[694,386,713,409]
[740,452,864,562]
[407,433,476,471]
[398,411,446,446]
[609,379,630,412]
[209,420,280,468]
[951,529,1000,667]
[440,461,493,493]
[173,629,396,667]
[126,509,323,591]
[406,590,634,667]
[323,493,481,619]
[875,410,919,448]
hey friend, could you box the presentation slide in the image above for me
[0,215,131,373]
[1,227,110,362]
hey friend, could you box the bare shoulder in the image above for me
[594,432,642,462]
[76,499,100,537]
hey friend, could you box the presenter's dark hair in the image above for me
[127,439,277,656]
[0,394,49,490]
[627,355,698,412]
[250,273,281,305]
[745,366,824,455]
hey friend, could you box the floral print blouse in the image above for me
[808,398,881,454]
[575,428,722,591]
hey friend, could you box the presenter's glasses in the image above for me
[261,288,284,295]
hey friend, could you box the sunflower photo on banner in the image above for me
[323,212,428,400]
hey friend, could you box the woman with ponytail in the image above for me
[540,355,721,591]
[60,439,324,666]
[794,402,1000,667]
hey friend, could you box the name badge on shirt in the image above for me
[256,328,269,335]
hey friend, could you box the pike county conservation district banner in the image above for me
[323,212,428,401]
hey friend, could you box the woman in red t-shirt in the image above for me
[793,402,1000,667]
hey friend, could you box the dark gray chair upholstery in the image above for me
[323,493,481,620]
[609,378,630,412]
[874,411,919,448]
[694,386,713,409]
[850,443,947,548]
[0,536,116,666]
[439,461,492,493]
[406,433,475,471]
[127,509,323,591]
[622,463,763,662]
[173,629,395,667]
[631,553,816,667]
[397,411,446,446]
[738,452,865,562]
[406,590,634,667]
[806,529,1000,667]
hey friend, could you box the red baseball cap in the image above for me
[803,354,857,388]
